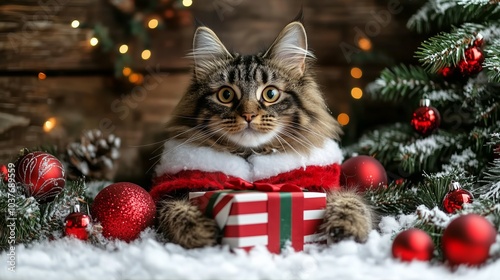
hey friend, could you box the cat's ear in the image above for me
[191,26,232,79]
[263,22,311,77]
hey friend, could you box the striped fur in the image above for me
[166,22,342,158]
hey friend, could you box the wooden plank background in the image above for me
[0,0,425,186]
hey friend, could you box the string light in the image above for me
[122,67,132,76]
[119,44,129,54]
[350,67,363,79]
[351,87,363,99]
[90,37,99,46]
[182,0,193,7]
[71,20,80,28]
[38,72,47,80]
[148,18,159,29]
[358,37,372,51]
[337,113,350,126]
[141,49,151,60]
[43,117,57,133]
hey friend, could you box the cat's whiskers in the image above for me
[274,134,302,157]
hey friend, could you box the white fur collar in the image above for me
[154,139,343,182]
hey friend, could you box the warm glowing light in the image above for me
[141,49,151,60]
[164,9,175,19]
[38,72,47,80]
[71,20,80,28]
[358,37,372,51]
[90,37,99,46]
[337,113,350,126]
[43,117,57,132]
[119,44,129,54]
[122,67,132,76]
[129,73,140,84]
[148,18,159,29]
[350,67,363,79]
[182,0,193,7]
[351,87,363,99]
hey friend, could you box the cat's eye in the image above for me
[217,87,235,103]
[262,86,281,103]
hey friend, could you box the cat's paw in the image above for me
[320,190,373,243]
[157,199,218,248]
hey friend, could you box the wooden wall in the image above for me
[0,0,425,187]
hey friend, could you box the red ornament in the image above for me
[442,182,473,214]
[0,164,8,183]
[64,204,91,240]
[474,33,484,47]
[457,46,484,76]
[442,214,497,266]
[411,99,441,136]
[392,229,434,262]
[15,151,66,203]
[91,182,156,242]
[340,155,388,192]
[439,66,455,78]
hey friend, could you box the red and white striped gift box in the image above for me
[189,190,326,253]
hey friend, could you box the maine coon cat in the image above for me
[150,21,374,249]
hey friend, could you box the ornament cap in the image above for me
[72,203,81,213]
[448,181,461,192]
[419,99,431,107]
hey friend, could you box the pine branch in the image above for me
[484,39,500,82]
[367,64,442,102]
[415,23,485,73]
[408,1,500,33]
[364,181,420,215]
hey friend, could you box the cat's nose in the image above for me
[241,113,257,123]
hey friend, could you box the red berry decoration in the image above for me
[340,155,388,192]
[439,66,455,78]
[0,164,8,183]
[392,229,434,262]
[442,182,473,214]
[411,99,441,137]
[64,204,91,240]
[442,214,497,266]
[457,46,484,77]
[91,182,156,242]
[15,151,66,203]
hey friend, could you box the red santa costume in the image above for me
[150,138,344,202]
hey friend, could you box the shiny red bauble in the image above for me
[91,182,156,242]
[15,151,66,203]
[457,46,484,76]
[442,214,497,266]
[392,229,434,262]
[0,164,8,183]
[65,209,91,241]
[442,182,473,214]
[411,99,441,136]
[340,155,387,192]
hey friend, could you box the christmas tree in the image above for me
[348,0,500,257]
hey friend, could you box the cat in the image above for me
[150,21,374,249]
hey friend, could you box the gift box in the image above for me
[189,190,326,253]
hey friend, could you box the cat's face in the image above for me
[166,22,342,156]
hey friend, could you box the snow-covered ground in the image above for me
[2,214,500,280]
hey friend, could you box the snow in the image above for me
[3,214,500,280]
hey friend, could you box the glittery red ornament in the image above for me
[411,99,441,136]
[392,229,434,262]
[442,214,497,266]
[15,151,65,203]
[340,155,387,192]
[64,204,91,240]
[0,164,8,183]
[439,66,455,78]
[442,182,473,214]
[457,46,484,76]
[91,182,156,242]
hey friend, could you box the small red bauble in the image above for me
[64,205,91,240]
[411,99,441,136]
[442,182,473,214]
[392,229,434,262]
[15,151,66,203]
[340,155,388,192]
[91,182,156,242]
[439,66,455,78]
[0,164,8,183]
[457,46,484,76]
[442,214,497,266]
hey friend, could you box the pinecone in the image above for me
[66,129,121,181]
